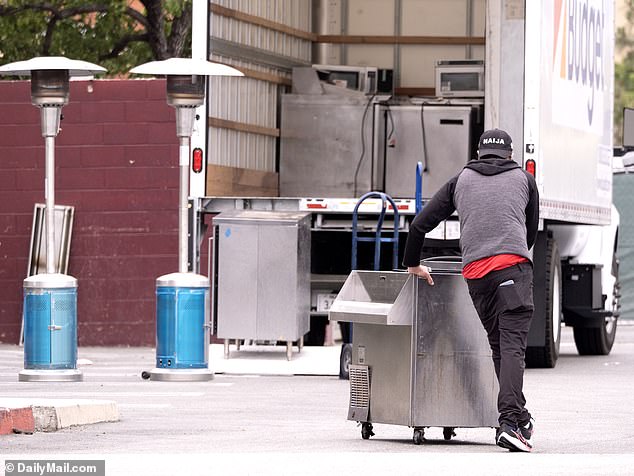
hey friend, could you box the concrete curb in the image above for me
[0,407,35,435]
[0,399,119,435]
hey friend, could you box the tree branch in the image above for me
[0,3,107,17]
[0,3,56,15]
[0,3,58,15]
[0,6,28,15]
[167,3,192,57]
[98,32,150,61]
[57,4,109,18]
[42,12,59,56]
[124,6,149,30]
[140,0,168,59]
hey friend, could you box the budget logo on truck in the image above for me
[551,0,612,134]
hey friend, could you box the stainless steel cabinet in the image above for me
[214,210,311,360]
[373,104,475,199]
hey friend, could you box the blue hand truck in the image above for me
[339,191,400,379]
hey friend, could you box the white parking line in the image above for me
[117,404,173,408]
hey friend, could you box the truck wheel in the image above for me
[339,343,352,380]
[526,237,562,368]
[573,279,620,355]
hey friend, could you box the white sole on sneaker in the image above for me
[497,431,532,453]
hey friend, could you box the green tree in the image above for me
[615,1,634,146]
[0,0,192,76]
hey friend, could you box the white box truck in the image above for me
[502,0,619,366]
[189,0,620,368]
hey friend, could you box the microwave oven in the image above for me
[312,64,393,95]
[435,60,484,98]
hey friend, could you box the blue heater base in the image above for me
[156,286,208,369]
[23,288,77,370]
[151,273,213,382]
[21,273,82,382]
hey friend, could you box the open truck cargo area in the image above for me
[190,0,621,369]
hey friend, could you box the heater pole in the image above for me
[179,136,190,273]
[45,134,56,274]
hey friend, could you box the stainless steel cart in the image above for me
[329,259,498,443]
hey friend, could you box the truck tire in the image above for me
[525,237,562,368]
[573,278,620,355]
[339,343,352,380]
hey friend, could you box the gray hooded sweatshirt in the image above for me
[402,157,539,269]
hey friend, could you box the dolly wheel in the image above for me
[361,422,374,440]
[443,427,456,440]
[413,428,425,445]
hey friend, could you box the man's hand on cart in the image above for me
[407,265,434,286]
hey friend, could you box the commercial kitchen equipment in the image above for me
[329,258,498,443]
[214,210,311,360]
[279,67,483,200]
[373,103,478,198]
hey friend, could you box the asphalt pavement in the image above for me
[1,325,634,476]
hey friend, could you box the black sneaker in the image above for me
[519,418,534,447]
[496,423,532,452]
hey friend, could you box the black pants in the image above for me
[466,262,534,427]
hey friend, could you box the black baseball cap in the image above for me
[477,128,513,159]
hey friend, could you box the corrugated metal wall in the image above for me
[320,0,485,89]
[207,1,313,172]
[207,59,279,171]
[204,0,484,173]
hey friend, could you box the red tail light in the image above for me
[192,147,204,173]
[525,158,536,177]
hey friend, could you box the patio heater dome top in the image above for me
[0,56,106,76]
[0,56,106,107]
[131,58,243,108]
[129,58,243,77]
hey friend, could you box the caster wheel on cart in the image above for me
[412,428,425,445]
[361,422,374,440]
[443,427,456,441]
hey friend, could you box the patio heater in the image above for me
[0,57,106,382]
[130,58,242,381]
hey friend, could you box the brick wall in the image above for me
[0,79,180,346]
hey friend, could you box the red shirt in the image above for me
[462,254,528,279]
